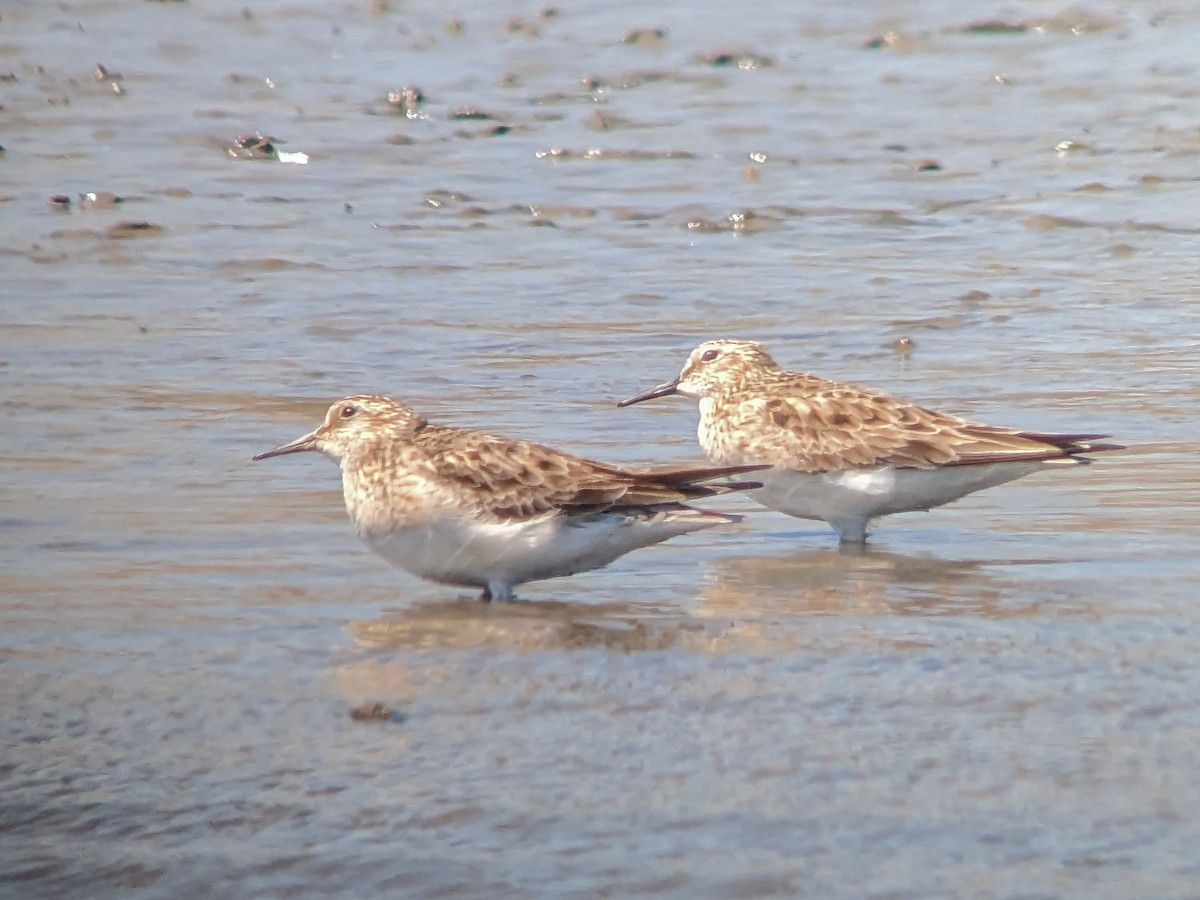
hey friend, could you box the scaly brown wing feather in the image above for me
[736,376,1121,472]
[416,425,764,520]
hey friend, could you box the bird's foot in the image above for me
[481,582,516,602]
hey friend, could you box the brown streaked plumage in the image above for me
[253,394,765,600]
[619,339,1123,543]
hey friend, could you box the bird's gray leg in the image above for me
[832,517,870,545]
[485,580,515,602]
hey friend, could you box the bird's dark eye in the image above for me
[340,405,357,419]
[701,349,719,362]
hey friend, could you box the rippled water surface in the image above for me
[3,0,1199,896]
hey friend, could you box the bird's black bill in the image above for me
[616,379,680,408]
[252,431,318,461]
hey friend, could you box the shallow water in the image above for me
[3,0,1199,897]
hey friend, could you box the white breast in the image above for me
[753,461,1046,536]
[362,515,566,589]
[359,508,728,594]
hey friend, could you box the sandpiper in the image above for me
[619,339,1122,544]
[253,394,765,600]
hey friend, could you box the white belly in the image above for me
[360,509,726,597]
[752,462,1045,540]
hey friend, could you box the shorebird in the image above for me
[254,394,765,599]
[619,339,1122,544]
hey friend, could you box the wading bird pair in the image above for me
[254,340,1122,600]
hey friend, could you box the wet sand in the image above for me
[3,1,1199,897]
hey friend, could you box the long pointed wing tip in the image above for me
[1077,441,1125,454]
